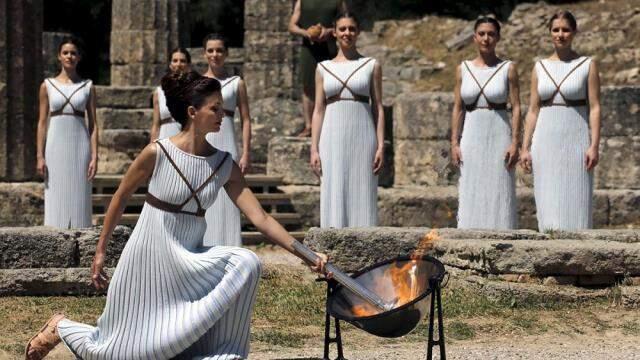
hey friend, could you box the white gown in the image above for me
[57,138,261,359]
[204,76,242,246]
[457,60,517,229]
[43,78,93,228]
[156,86,182,139]
[318,57,378,228]
[531,56,593,231]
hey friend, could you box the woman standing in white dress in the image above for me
[202,34,253,246]
[25,71,328,360]
[150,47,190,141]
[310,13,384,228]
[451,17,521,229]
[520,11,601,231]
[36,36,98,228]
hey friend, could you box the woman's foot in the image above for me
[296,127,312,137]
[25,313,65,360]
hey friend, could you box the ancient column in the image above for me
[0,0,43,181]
[110,0,190,86]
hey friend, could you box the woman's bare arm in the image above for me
[87,85,99,180]
[520,66,541,172]
[236,79,252,174]
[288,0,309,38]
[585,59,601,171]
[91,143,157,289]
[36,82,49,177]
[310,69,326,177]
[370,61,385,174]
[505,62,521,168]
[450,65,464,166]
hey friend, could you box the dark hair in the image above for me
[170,47,191,64]
[548,10,577,31]
[334,12,360,29]
[474,17,501,35]
[202,33,228,51]
[57,35,85,57]
[161,71,222,126]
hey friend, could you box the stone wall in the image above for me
[0,0,42,181]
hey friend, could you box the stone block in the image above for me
[0,268,113,296]
[244,0,292,32]
[608,190,640,227]
[95,86,155,109]
[600,86,640,137]
[111,0,170,31]
[98,108,154,130]
[0,182,43,227]
[250,97,304,164]
[77,226,132,267]
[394,139,458,186]
[280,185,321,228]
[578,275,618,286]
[596,136,640,189]
[110,30,169,65]
[244,31,296,63]
[621,286,640,308]
[243,63,296,100]
[100,129,149,153]
[542,276,577,286]
[111,63,167,87]
[98,147,136,175]
[268,136,317,185]
[378,186,458,228]
[0,227,77,268]
[394,92,453,140]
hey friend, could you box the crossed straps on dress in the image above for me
[462,61,509,112]
[538,57,590,107]
[319,58,374,105]
[46,79,90,118]
[145,140,230,217]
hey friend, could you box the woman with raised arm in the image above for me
[289,0,348,137]
[520,10,601,231]
[150,47,191,141]
[202,33,252,247]
[451,17,521,229]
[36,35,98,228]
[310,13,384,228]
[25,71,327,360]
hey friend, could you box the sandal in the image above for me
[25,313,65,360]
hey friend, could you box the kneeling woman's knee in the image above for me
[236,248,262,278]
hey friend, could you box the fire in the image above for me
[349,229,441,318]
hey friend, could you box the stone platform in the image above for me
[305,227,640,306]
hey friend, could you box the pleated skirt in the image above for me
[204,116,242,247]
[458,109,517,229]
[57,205,261,359]
[531,106,593,231]
[44,115,92,228]
[319,101,378,228]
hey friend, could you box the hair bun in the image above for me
[160,70,222,126]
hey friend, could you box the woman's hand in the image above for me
[318,26,334,42]
[519,149,532,173]
[310,252,332,278]
[91,252,110,290]
[373,148,384,175]
[239,153,251,175]
[504,142,519,170]
[36,157,47,178]
[451,144,462,167]
[310,150,322,178]
[585,145,599,171]
[87,156,98,180]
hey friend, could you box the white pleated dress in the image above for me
[318,57,378,228]
[157,86,182,139]
[204,76,242,247]
[457,61,517,229]
[43,78,93,228]
[57,138,261,360]
[531,56,593,231]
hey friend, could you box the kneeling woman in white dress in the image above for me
[25,71,327,360]
[310,12,385,228]
[150,47,191,141]
[202,34,253,247]
[451,17,521,229]
[520,11,601,231]
[36,35,98,229]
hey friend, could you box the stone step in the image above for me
[97,108,153,130]
[91,212,302,226]
[92,174,285,193]
[92,193,292,208]
[242,231,305,245]
[95,86,154,109]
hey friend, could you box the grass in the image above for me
[1,266,640,357]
